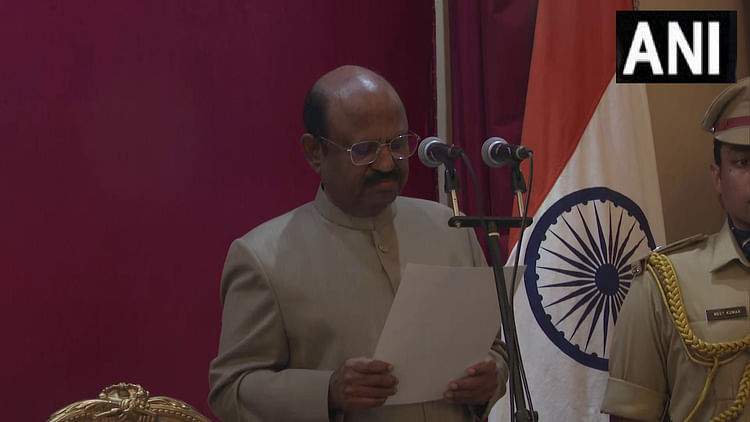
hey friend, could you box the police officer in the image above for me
[601,77,750,422]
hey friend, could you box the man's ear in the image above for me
[710,162,722,196]
[301,133,322,174]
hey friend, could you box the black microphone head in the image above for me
[481,137,510,167]
[514,145,532,160]
[418,136,447,168]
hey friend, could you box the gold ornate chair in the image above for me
[48,383,212,422]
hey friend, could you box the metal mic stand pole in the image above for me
[510,162,528,215]
[447,160,536,421]
[446,215,536,421]
[485,220,536,422]
[442,148,462,216]
[504,161,536,421]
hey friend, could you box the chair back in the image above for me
[48,383,212,422]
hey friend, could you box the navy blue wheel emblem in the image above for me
[524,187,656,371]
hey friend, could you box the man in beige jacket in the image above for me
[209,65,508,422]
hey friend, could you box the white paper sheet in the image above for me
[372,263,521,406]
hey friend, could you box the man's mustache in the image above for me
[364,170,401,186]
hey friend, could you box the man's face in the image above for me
[318,88,409,218]
[712,143,750,230]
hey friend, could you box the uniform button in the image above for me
[372,231,389,253]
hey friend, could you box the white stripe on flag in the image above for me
[492,78,665,422]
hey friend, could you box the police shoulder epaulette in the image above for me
[652,233,708,256]
[630,234,708,277]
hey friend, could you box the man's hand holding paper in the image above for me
[373,264,515,407]
[444,357,500,405]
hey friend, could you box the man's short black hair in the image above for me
[714,138,722,166]
[302,86,328,138]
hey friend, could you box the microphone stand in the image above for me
[446,156,537,422]
[440,146,463,217]
[510,162,528,215]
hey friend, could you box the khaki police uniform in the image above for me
[602,77,750,421]
[601,224,750,421]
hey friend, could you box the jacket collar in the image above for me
[312,185,397,231]
[709,220,750,272]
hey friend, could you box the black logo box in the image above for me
[616,11,737,83]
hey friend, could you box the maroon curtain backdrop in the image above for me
[0,2,435,420]
[447,0,538,258]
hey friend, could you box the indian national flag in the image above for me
[492,0,666,420]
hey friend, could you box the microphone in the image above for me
[418,137,462,168]
[481,137,532,167]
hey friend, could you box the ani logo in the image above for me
[523,187,656,371]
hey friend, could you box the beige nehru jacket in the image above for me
[209,187,508,422]
[602,222,750,421]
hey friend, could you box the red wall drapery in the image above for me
[0,2,436,419]
[447,0,538,258]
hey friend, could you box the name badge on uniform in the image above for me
[705,306,748,321]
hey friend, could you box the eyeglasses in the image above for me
[317,132,421,166]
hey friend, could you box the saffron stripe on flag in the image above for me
[511,0,633,250]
